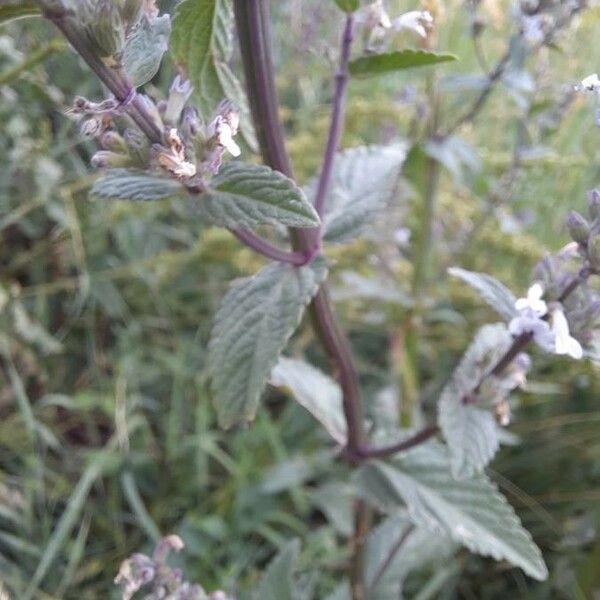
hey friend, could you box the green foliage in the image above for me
[91,169,187,202]
[448,268,518,322]
[305,145,406,243]
[270,357,346,444]
[332,0,359,13]
[0,1,40,25]
[355,444,549,581]
[256,539,300,600]
[208,258,327,428]
[349,50,457,78]
[438,324,512,477]
[171,0,256,146]
[122,14,171,87]
[199,162,321,228]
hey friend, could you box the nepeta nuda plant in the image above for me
[6,0,599,597]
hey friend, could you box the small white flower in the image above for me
[576,73,600,93]
[509,309,554,352]
[551,309,583,359]
[208,107,241,158]
[515,282,547,316]
[393,10,433,38]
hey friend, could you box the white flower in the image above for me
[208,110,241,158]
[393,10,433,38]
[509,309,554,352]
[575,73,600,93]
[551,309,583,360]
[515,282,547,316]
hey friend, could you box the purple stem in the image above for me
[360,425,439,460]
[231,229,319,266]
[313,14,354,218]
[234,0,366,455]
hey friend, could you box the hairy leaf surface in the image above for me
[91,169,187,202]
[438,323,513,477]
[449,267,518,321]
[209,259,327,428]
[305,145,406,243]
[198,162,320,228]
[354,445,548,581]
[271,357,346,444]
[122,14,171,87]
[364,513,455,599]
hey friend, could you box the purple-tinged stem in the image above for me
[313,14,354,219]
[231,229,319,266]
[233,0,367,456]
[361,425,439,460]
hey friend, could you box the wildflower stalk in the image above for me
[42,3,312,269]
[233,0,367,460]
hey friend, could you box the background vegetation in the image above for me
[1,0,600,597]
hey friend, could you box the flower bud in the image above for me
[123,128,149,163]
[164,75,194,125]
[91,151,131,169]
[80,116,104,138]
[567,211,590,244]
[181,106,203,140]
[588,189,600,221]
[587,235,600,272]
[88,0,125,58]
[99,130,127,152]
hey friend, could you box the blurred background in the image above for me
[1,0,600,597]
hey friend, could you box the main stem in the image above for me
[234,0,366,458]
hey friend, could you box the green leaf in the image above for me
[438,324,513,478]
[349,50,457,78]
[270,357,347,444]
[90,169,187,202]
[208,258,327,428]
[354,445,548,581]
[122,14,171,87]
[448,267,518,321]
[305,145,406,243]
[424,136,481,186]
[256,539,300,600]
[364,513,455,599]
[0,1,40,24]
[171,0,256,148]
[333,0,359,12]
[198,162,320,228]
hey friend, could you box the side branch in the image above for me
[314,14,354,218]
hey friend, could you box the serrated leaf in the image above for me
[256,539,300,600]
[90,169,186,202]
[449,267,518,321]
[209,258,327,428]
[171,0,256,148]
[0,1,40,24]
[122,14,171,87]
[354,445,548,581]
[270,357,346,444]
[305,145,406,243]
[333,0,359,12]
[365,513,455,599]
[349,50,457,77]
[438,324,513,478]
[198,162,320,228]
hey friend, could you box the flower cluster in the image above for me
[71,79,241,185]
[358,1,433,51]
[507,190,600,361]
[115,535,231,600]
